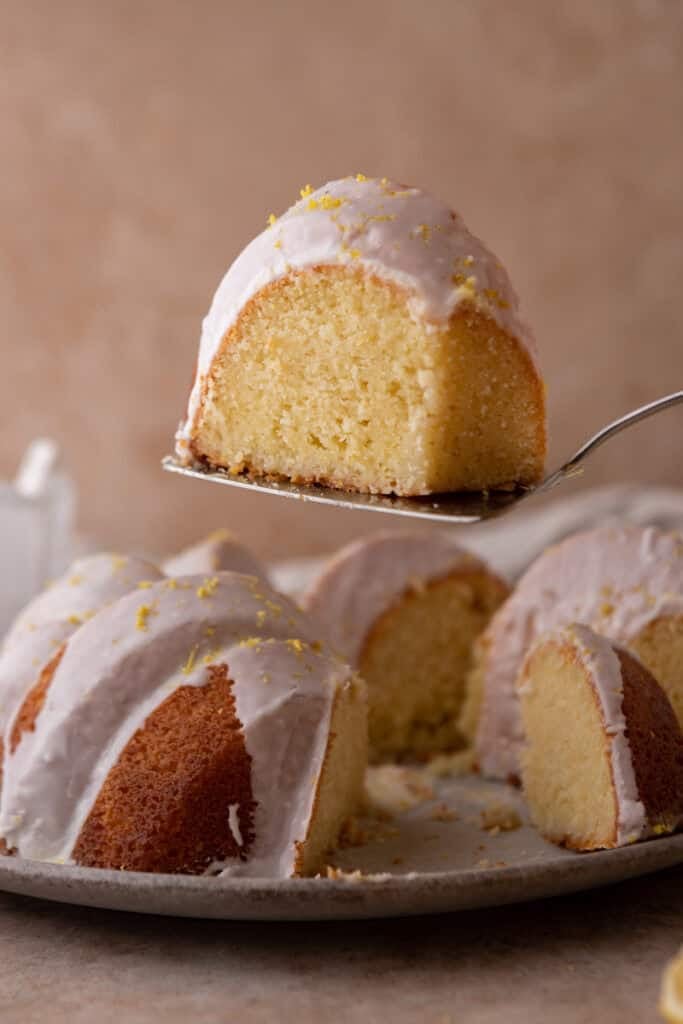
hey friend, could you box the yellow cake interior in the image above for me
[295,677,368,876]
[358,571,508,762]
[519,641,619,849]
[457,635,489,746]
[191,266,545,495]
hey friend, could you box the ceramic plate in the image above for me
[0,774,681,920]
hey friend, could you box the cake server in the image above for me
[162,390,683,524]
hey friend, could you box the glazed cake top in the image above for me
[0,554,164,738]
[177,175,537,455]
[477,524,683,780]
[0,572,358,877]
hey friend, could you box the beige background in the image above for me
[2,0,682,561]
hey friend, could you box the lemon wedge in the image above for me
[661,948,683,1023]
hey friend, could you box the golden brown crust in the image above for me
[0,648,66,858]
[187,264,546,493]
[628,613,683,730]
[73,664,256,874]
[455,301,547,483]
[617,647,683,829]
[10,646,65,755]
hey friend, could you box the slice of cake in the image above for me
[518,623,683,850]
[463,525,683,781]
[176,175,546,495]
[0,573,367,876]
[303,530,509,762]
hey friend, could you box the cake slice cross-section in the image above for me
[0,572,367,877]
[176,176,546,495]
[518,623,683,851]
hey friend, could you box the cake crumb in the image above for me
[430,804,459,823]
[338,814,399,848]
[324,867,364,882]
[423,748,475,779]
[364,765,435,817]
[480,802,522,833]
[323,867,391,883]
[338,817,368,847]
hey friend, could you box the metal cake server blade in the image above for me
[162,390,683,524]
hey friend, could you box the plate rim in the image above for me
[1,832,682,921]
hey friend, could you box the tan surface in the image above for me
[0,866,679,1022]
[2,0,682,559]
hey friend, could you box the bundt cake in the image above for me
[302,531,509,762]
[176,175,546,495]
[163,528,267,580]
[461,525,683,781]
[518,624,683,850]
[0,554,163,752]
[0,572,366,876]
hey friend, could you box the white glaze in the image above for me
[0,572,356,878]
[522,624,646,845]
[176,176,537,455]
[217,640,353,878]
[477,525,683,780]
[5,554,162,646]
[302,530,492,664]
[163,529,268,582]
[0,555,163,744]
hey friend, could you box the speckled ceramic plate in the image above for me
[0,774,681,920]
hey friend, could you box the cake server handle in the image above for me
[538,390,683,493]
